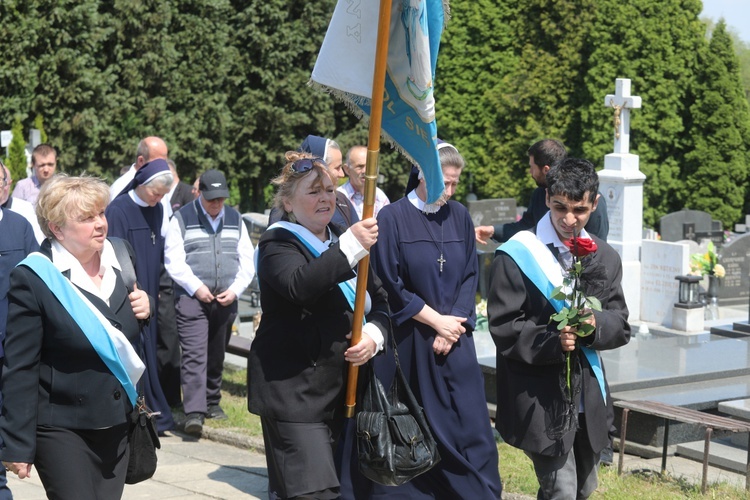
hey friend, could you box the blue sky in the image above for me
[701,0,750,43]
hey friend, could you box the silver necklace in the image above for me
[418,213,445,273]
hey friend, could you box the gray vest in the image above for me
[174,199,242,296]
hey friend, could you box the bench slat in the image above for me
[615,400,750,433]
[616,399,750,492]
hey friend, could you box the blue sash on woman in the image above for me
[19,253,144,406]
[499,231,607,402]
[266,221,368,313]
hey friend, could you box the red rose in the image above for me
[564,237,598,257]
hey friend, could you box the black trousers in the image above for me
[157,270,182,407]
[34,423,129,500]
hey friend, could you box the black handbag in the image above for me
[355,350,440,486]
[111,239,161,484]
[125,395,161,484]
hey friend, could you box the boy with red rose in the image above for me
[488,158,631,499]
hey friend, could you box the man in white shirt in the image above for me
[164,169,255,435]
[337,145,390,219]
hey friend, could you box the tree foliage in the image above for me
[436,0,522,201]
[681,20,750,227]
[1,0,749,227]
[435,0,749,229]
[579,0,707,227]
[6,117,27,186]
[33,114,48,144]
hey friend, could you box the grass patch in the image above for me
[202,365,263,438]
[498,442,749,499]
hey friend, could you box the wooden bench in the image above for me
[615,400,750,493]
[226,335,253,370]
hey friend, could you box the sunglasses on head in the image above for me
[291,157,327,174]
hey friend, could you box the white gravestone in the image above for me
[598,78,645,321]
[640,239,690,327]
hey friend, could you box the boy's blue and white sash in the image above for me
[19,253,145,406]
[266,221,370,314]
[498,231,607,402]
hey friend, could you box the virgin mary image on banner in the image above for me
[396,0,435,121]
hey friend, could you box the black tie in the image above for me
[546,243,560,259]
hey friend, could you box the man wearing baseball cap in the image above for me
[164,169,256,435]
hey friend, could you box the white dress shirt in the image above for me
[109,165,136,200]
[337,181,390,219]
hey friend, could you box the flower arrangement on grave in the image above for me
[475,298,488,331]
[549,235,603,399]
[689,241,725,278]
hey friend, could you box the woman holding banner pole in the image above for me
[0,176,150,498]
[248,152,390,499]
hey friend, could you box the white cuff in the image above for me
[339,229,369,268]
[362,322,384,353]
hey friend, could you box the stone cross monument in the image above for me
[598,78,645,321]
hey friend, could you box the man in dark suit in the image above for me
[488,158,630,499]
[475,139,609,244]
[165,159,195,217]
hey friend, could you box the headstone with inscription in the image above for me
[717,232,750,306]
[468,198,517,254]
[469,198,517,299]
[640,239,690,326]
[468,198,517,230]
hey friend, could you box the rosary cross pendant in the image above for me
[437,253,446,273]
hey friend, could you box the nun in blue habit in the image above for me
[341,144,502,499]
[106,159,175,432]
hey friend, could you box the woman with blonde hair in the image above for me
[248,151,390,499]
[1,175,151,498]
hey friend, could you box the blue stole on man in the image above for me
[499,231,607,402]
[19,253,143,406]
[265,221,364,313]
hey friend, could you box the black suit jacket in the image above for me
[493,187,609,242]
[488,234,630,456]
[170,181,195,214]
[0,239,145,464]
[247,224,390,422]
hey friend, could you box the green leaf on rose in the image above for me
[586,296,602,311]
[550,310,568,322]
[577,323,596,337]
[551,286,567,301]
[557,317,569,330]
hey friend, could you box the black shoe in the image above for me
[206,404,228,420]
[184,413,204,435]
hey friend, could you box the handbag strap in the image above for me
[109,237,147,397]
[386,318,410,386]
[110,237,137,293]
